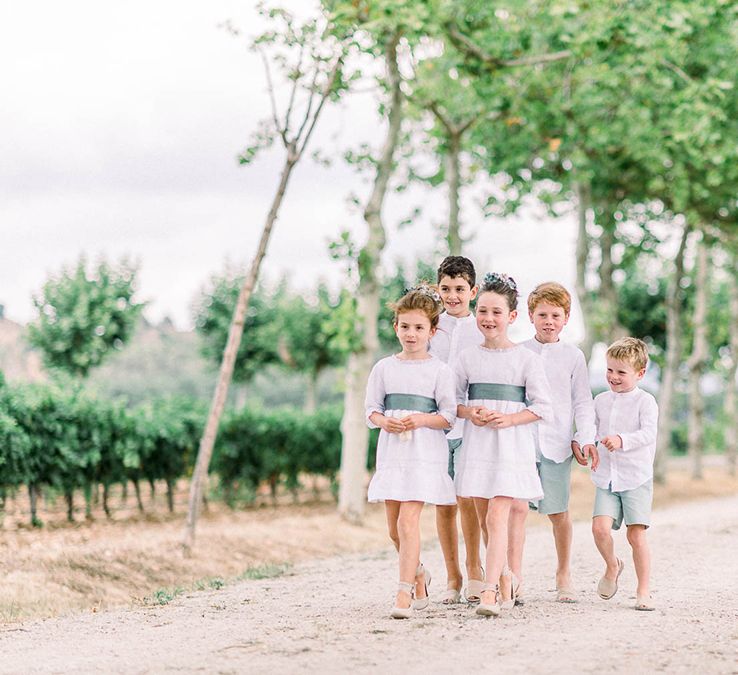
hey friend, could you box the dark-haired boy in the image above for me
[429,256,485,603]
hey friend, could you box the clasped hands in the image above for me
[380,413,429,434]
[468,406,514,429]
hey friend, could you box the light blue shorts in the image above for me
[530,455,573,515]
[447,438,462,480]
[593,480,653,530]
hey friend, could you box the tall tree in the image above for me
[183,5,346,552]
[337,29,405,523]
[686,231,710,479]
[193,270,280,385]
[28,257,143,378]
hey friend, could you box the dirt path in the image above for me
[2,494,737,674]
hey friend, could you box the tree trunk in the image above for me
[184,152,298,552]
[84,483,93,521]
[724,261,738,476]
[65,490,74,523]
[304,372,318,414]
[121,481,128,506]
[598,216,626,344]
[654,224,691,483]
[687,233,709,479]
[29,483,40,527]
[338,33,403,523]
[102,483,112,518]
[446,130,462,255]
[166,478,175,513]
[134,479,145,513]
[574,180,595,363]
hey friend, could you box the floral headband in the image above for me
[483,272,518,292]
[404,283,442,305]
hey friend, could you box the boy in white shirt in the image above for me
[429,256,485,603]
[511,282,597,604]
[581,337,658,611]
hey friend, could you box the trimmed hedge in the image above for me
[0,382,378,524]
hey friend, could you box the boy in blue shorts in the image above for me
[585,337,658,611]
[510,282,597,604]
[429,256,485,603]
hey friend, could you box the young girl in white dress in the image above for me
[454,273,553,616]
[366,286,458,619]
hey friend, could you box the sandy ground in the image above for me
[1,492,737,674]
[2,461,737,623]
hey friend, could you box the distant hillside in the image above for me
[0,315,216,404]
[0,315,341,409]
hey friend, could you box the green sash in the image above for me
[468,383,526,403]
[384,393,438,413]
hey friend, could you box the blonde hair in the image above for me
[527,282,572,315]
[390,285,443,328]
[606,337,649,371]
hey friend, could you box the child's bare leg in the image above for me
[506,499,529,592]
[397,501,425,607]
[483,496,513,604]
[627,525,650,597]
[459,496,483,582]
[473,497,489,547]
[436,504,463,591]
[385,500,401,553]
[592,515,620,580]
[549,510,573,589]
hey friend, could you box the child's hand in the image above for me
[571,441,587,466]
[587,444,600,471]
[470,407,491,427]
[486,412,514,429]
[399,413,428,431]
[601,435,623,452]
[380,416,406,434]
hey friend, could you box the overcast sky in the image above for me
[1,0,583,342]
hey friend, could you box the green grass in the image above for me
[238,563,290,581]
[144,564,289,606]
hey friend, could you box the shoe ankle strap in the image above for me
[398,581,415,595]
[481,583,500,593]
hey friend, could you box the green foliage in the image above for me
[193,271,279,383]
[135,397,206,489]
[273,283,346,381]
[27,258,144,378]
[0,407,31,489]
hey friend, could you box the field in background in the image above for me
[1,457,736,624]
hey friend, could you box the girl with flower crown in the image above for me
[453,272,553,617]
[365,285,458,619]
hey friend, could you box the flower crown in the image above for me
[404,283,442,305]
[483,272,518,292]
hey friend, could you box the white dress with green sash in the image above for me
[365,355,458,505]
[453,344,553,500]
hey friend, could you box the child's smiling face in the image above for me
[438,275,477,318]
[529,301,569,344]
[606,357,645,393]
[394,309,435,358]
[476,291,517,342]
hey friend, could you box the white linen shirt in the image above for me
[429,312,483,440]
[590,387,659,492]
[522,338,596,463]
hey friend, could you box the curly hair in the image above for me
[389,284,444,328]
[478,272,519,311]
[437,256,476,287]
